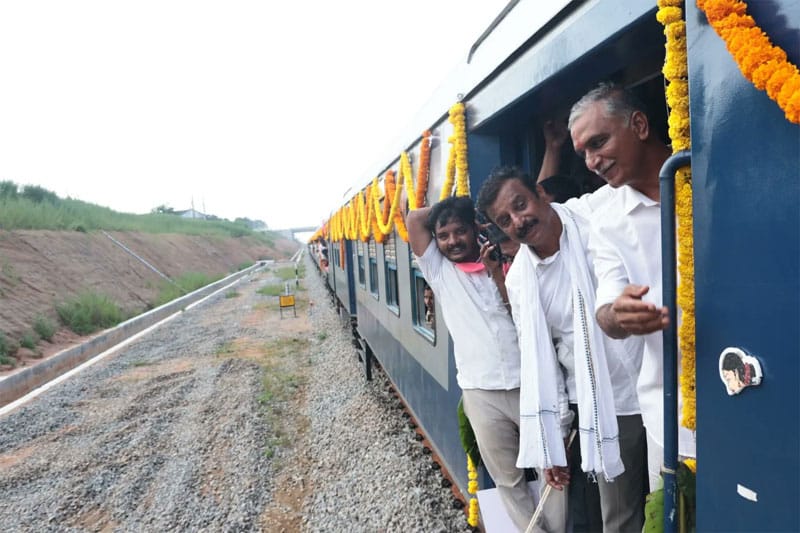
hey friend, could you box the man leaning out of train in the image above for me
[477,164,647,533]
[569,82,696,492]
[406,196,535,532]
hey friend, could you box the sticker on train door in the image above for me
[719,347,762,395]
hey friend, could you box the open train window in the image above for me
[368,237,378,298]
[383,232,399,314]
[356,240,365,288]
[529,74,669,195]
[410,253,435,343]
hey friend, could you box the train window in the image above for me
[368,237,378,298]
[410,255,435,343]
[356,240,365,288]
[332,242,340,268]
[384,232,399,314]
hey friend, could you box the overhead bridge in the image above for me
[274,226,317,241]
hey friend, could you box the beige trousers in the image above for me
[462,388,536,532]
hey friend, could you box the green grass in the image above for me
[275,267,299,281]
[56,291,126,335]
[0,182,282,244]
[33,315,56,341]
[258,336,309,460]
[225,290,240,299]
[257,284,286,297]
[236,261,254,271]
[153,272,222,307]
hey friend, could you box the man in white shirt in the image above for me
[569,82,696,491]
[477,166,646,532]
[406,196,534,532]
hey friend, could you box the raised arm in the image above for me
[537,119,568,183]
[406,206,433,257]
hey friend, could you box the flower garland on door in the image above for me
[440,103,470,200]
[697,0,800,124]
[402,130,432,211]
[657,0,696,432]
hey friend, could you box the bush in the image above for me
[0,332,9,356]
[237,261,254,271]
[20,331,38,350]
[56,291,125,335]
[33,314,56,341]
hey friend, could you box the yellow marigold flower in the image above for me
[683,458,697,473]
[657,6,683,25]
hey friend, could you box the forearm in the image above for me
[490,269,511,309]
[406,207,432,257]
[596,303,630,339]
[537,148,561,183]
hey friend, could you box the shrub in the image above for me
[225,290,240,299]
[20,331,38,350]
[0,332,9,356]
[237,261,254,271]
[33,314,56,341]
[56,291,125,335]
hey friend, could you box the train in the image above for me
[309,1,800,531]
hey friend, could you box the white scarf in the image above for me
[515,203,624,480]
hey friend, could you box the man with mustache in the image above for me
[477,166,646,532]
[406,196,535,532]
[569,82,696,492]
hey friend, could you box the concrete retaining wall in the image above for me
[0,264,263,407]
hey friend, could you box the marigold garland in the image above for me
[311,108,469,247]
[658,0,696,431]
[415,131,432,208]
[440,103,470,200]
[402,131,432,211]
[697,0,800,124]
[467,454,480,527]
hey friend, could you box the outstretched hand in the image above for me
[610,284,669,335]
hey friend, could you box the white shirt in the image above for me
[508,192,641,416]
[527,243,577,404]
[416,240,521,390]
[589,184,696,457]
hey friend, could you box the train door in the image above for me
[688,3,800,531]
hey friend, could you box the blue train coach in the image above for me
[310,1,800,531]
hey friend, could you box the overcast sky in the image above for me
[0,1,508,230]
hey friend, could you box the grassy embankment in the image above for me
[0,181,282,366]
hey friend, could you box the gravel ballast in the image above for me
[0,258,471,532]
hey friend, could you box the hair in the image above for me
[722,352,748,382]
[540,174,581,203]
[568,81,650,131]
[475,165,538,221]
[425,195,476,233]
